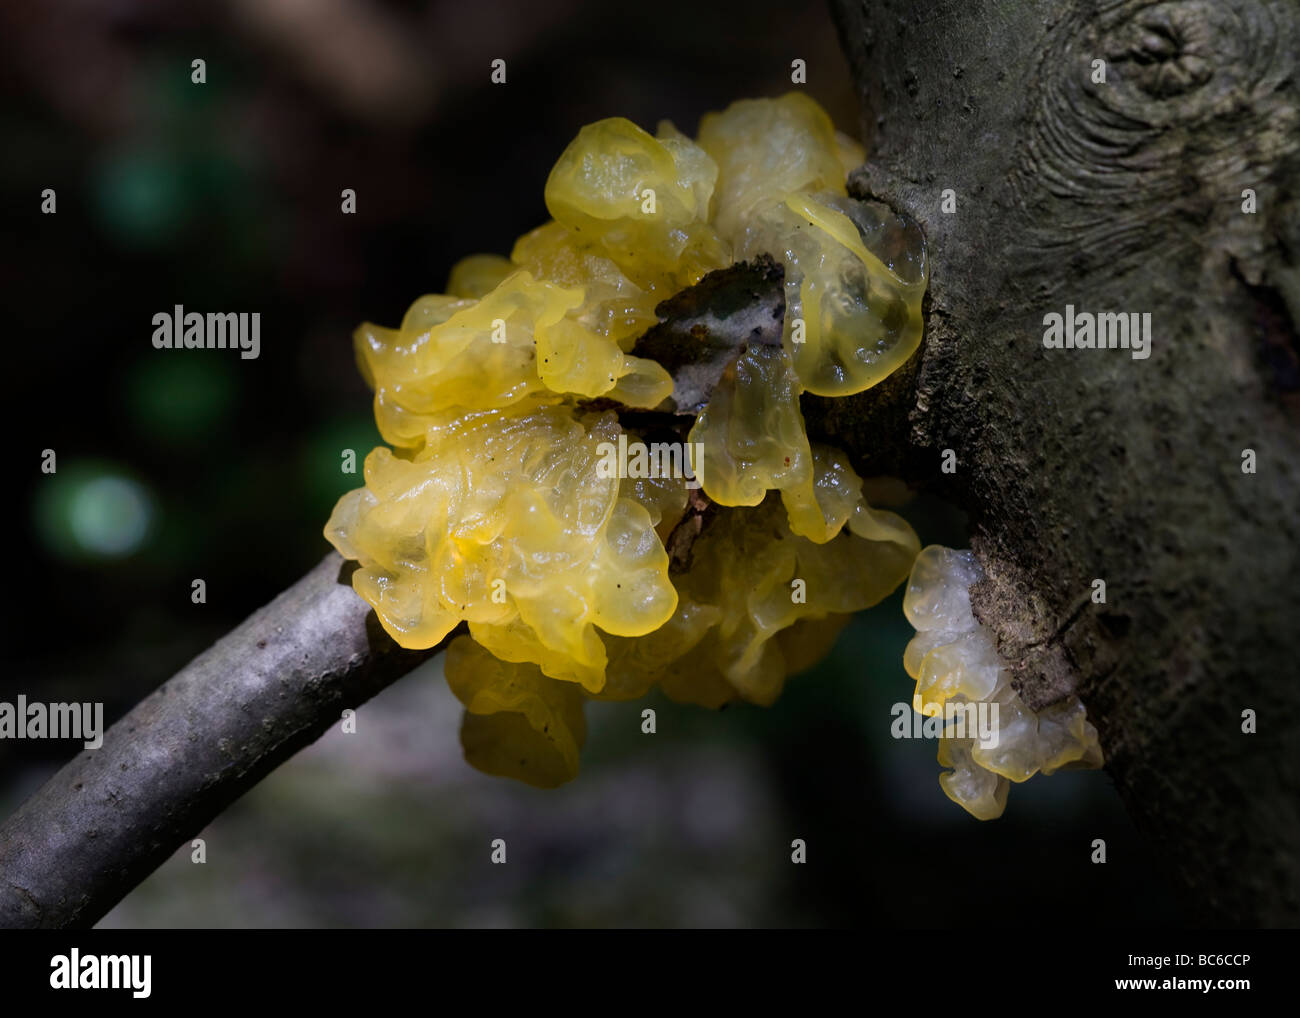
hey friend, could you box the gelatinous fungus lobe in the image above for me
[326,93,930,786]
[902,546,1104,819]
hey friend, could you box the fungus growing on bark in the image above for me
[327,94,931,786]
[903,546,1104,819]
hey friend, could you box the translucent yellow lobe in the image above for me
[326,93,930,786]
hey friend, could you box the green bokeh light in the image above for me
[34,462,155,562]
[93,147,188,248]
[126,355,237,445]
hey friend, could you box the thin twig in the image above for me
[0,554,442,929]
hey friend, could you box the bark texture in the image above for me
[831,0,1300,924]
[0,555,441,928]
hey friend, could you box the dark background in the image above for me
[0,0,1183,926]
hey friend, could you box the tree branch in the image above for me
[0,554,442,928]
[0,262,793,930]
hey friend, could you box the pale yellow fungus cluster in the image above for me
[902,546,1104,819]
[327,94,930,786]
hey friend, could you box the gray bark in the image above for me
[831,0,1300,924]
[0,555,440,928]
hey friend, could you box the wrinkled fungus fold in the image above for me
[902,546,1104,819]
[328,94,939,788]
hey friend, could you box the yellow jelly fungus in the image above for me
[699,94,927,396]
[446,636,587,788]
[444,253,516,299]
[902,546,1104,819]
[601,471,918,709]
[325,407,678,676]
[544,116,731,293]
[327,94,931,786]
[834,130,866,182]
[697,92,846,242]
[655,492,918,706]
[775,193,927,396]
[356,270,674,450]
[687,341,871,544]
[510,221,659,346]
